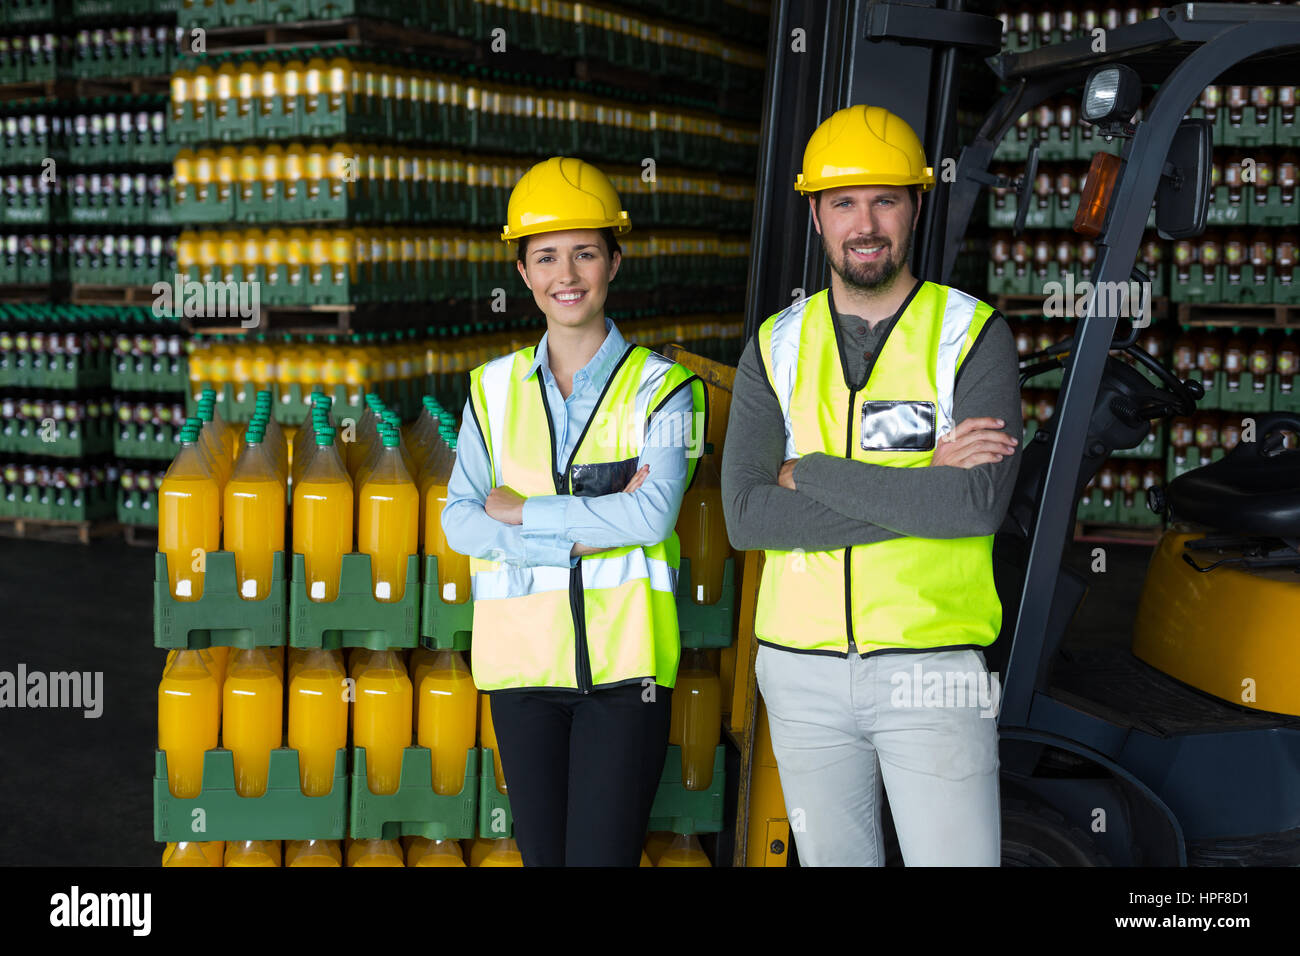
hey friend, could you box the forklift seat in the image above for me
[1166,418,1300,537]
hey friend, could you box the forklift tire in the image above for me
[1001,798,1111,866]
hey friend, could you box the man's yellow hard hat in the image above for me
[794,105,935,195]
[501,156,631,243]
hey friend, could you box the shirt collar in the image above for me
[522,317,625,388]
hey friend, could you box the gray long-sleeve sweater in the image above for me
[722,282,1023,552]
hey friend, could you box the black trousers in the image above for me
[487,681,672,866]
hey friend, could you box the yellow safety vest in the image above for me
[467,342,706,692]
[755,282,1002,656]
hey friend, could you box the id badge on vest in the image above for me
[860,400,936,452]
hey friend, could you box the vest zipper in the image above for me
[844,390,856,653]
[537,346,634,695]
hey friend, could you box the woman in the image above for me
[441,156,706,866]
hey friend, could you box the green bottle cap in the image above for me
[315,427,336,446]
[245,429,264,444]
[201,387,216,399]
[382,432,400,448]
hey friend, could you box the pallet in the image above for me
[1073,520,1163,547]
[70,284,162,306]
[200,17,478,56]
[122,523,158,548]
[1175,301,1300,330]
[0,284,58,303]
[0,515,118,545]
[0,75,169,104]
[992,293,1172,320]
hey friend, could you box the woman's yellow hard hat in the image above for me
[794,105,935,194]
[501,156,631,243]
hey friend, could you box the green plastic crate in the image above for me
[289,551,420,650]
[350,746,478,840]
[154,550,289,649]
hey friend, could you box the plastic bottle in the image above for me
[416,650,477,795]
[656,833,710,867]
[381,410,417,476]
[222,646,283,798]
[162,841,224,867]
[421,430,470,604]
[478,838,523,867]
[406,837,466,867]
[346,838,405,866]
[675,451,728,606]
[669,648,722,790]
[193,400,233,486]
[353,649,412,795]
[224,840,281,866]
[288,647,348,797]
[293,426,354,602]
[223,425,284,600]
[357,430,419,602]
[480,692,506,793]
[157,426,221,601]
[285,839,342,867]
[644,831,674,864]
[157,648,220,798]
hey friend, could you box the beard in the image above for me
[826,230,910,292]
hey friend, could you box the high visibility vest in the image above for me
[467,342,705,692]
[754,282,1003,656]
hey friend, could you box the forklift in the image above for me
[720,2,1300,865]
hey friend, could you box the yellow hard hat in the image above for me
[501,156,631,243]
[794,105,935,195]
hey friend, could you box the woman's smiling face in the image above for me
[516,229,620,331]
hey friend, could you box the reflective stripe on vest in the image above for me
[466,343,702,691]
[754,282,1003,657]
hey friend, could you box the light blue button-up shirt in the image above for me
[442,318,698,568]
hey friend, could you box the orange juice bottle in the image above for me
[353,649,412,795]
[292,426,354,602]
[669,648,721,791]
[343,336,369,412]
[319,333,344,403]
[346,838,404,866]
[157,649,220,798]
[224,840,281,866]
[223,425,284,601]
[416,650,477,795]
[639,849,653,867]
[251,337,276,395]
[157,425,221,601]
[480,692,506,794]
[675,451,728,605]
[298,333,323,401]
[193,401,233,486]
[285,839,342,866]
[274,331,298,408]
[478,838,523,867]
[287,647,347,796]
[222,646,283,798]
[644,831,674,865]
[425,429,471,603]
[357,430,418,602]
[656,833,710,867]
[205,644,230,688]
[162,841,224,867]
[406,837,466,867]
[252,390,288,479]
[198,387,239,462]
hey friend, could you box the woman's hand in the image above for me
[485,486,527,525]
[622,464,649,493]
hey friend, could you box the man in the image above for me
[722,105,1023,866]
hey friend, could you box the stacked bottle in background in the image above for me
[0,304,117,524]
[990,5,1300,535]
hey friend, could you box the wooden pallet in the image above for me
[992,293,1172,319]
[0,514,118,545]
[122,522,158,548]
[1073,520,1163,546]
[201,16,478,56]
[1175,300,1300,329]
[0,75,169,104]
[70,284,162,306]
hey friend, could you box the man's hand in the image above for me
[778,458,798,490]
[931,417,1018,469]
[485,486,526,525]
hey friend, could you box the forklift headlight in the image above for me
[1082,65,1141,124]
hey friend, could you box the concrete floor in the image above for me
[0,534,1153,866]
